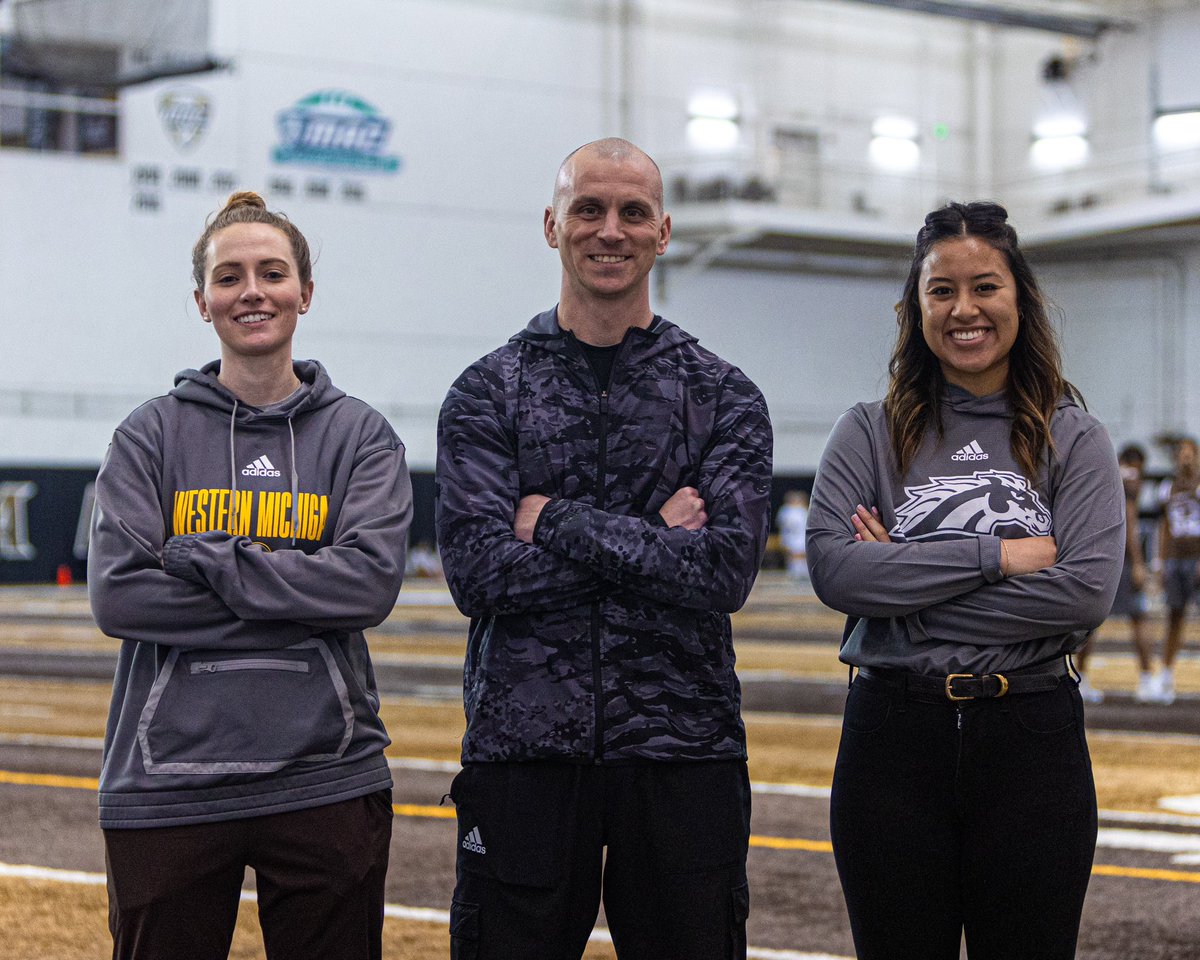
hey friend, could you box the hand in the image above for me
[850,505,891,543]
[514,494,550,544]
[659,487,707,530]
[1000,536,1057,576]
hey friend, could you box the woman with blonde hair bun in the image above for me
[89,191,412,959]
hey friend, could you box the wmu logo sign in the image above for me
[158,90,211,150]
[890,470,1051,542]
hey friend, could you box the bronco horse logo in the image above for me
[891,470,1051,541]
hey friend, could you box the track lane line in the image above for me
[7,769,1200,883]
[0,861,854,960]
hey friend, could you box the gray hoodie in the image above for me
[806,387,1123,676]
[89,360,412,828]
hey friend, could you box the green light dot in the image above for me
[933,122,950,141]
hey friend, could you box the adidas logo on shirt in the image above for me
[242,455,282,478]
[951,440,989,462]
[462,826,487,855]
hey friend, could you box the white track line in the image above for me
[0,861,852,959]
[6,738,1200,832]
[1097,829,1200,861]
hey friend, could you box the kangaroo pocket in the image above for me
[137,639,355,775]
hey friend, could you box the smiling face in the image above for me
[544,148,670,307]
[919,236,1019,396]
[194,222,313,366]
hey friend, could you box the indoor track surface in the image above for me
[1,575,1198,959]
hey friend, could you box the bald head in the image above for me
[552,138,664,215]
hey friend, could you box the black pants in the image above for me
[830,673,1097,960]
[104,790,393,960]
[448,760,751,960]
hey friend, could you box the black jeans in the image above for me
[830,672,1097,960]
[448,760,751,960]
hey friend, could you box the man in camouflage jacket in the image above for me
[436,138,773,960]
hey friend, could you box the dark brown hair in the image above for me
[884,200,1081,480]
[191,191,313,290]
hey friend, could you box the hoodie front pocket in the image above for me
[137,639,354,775]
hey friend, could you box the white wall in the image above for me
[4,0,1200,473]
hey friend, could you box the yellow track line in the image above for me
[393,802,455,819]
[0,770,98,790]
[751,835,834,852]
[5,770,1200,886]
[1092,863,1200,885]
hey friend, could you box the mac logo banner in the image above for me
[158,90,212,151]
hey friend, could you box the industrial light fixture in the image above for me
[1153,110,1200,151]
[687,91,740,152]
[868,115,920,172]
[1030,55,1089,171]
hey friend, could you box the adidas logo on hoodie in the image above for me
[242,455,282,478]
[951,441,988,462]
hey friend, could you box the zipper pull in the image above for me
[192,661,217,673]
[956,705,963,730]
[599,390,609,414]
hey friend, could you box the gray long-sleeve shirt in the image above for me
[806,386,1124,676]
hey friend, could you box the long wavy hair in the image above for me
[884,201,1082,480]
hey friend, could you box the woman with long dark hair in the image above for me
[807,201,1124,959]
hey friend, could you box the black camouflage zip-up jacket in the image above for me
[435,308,773,763]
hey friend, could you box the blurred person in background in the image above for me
[1152,436,1200,704]
[807,201,1123,960]
[777,488,810,579]
[1106,443,1155,701]
[88,192,411,960]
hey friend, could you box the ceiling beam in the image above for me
[836,0,1135,39]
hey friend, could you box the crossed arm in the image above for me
[807,408,1124,642]
[436,362,772,617]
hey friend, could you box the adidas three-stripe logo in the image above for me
[951,440,989,462]
[462,826,487,855]
[242,455,282,477]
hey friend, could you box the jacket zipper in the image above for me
[190,658,310,674]
[592,386,610,763]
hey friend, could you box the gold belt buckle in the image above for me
[945,673,974,701]
[945,672,1009,700]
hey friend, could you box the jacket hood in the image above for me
[940,383,1080,419]
[170,359,345,418]
[511,306,697,362]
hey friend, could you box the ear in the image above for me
[193,289,210,322]
[656,212,671,256]
[543,206,559,250]
[298,279,314,315]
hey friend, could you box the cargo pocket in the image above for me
[731,879,750,957]
[137,639,354,775]
[449,763,570,889]
[449,899,479,960]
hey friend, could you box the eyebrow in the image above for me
[211,258,291,272]
[925,272,1004,284]
[569,195,653,209]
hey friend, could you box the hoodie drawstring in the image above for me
[228,400,240,535]
[287,415,299,546]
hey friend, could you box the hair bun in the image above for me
[222,191,267,213]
